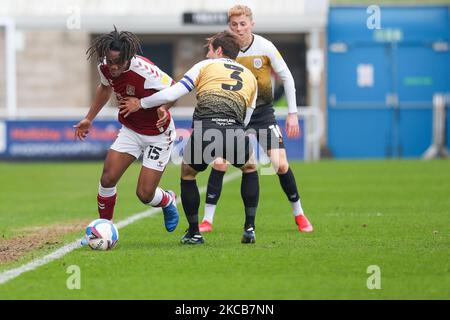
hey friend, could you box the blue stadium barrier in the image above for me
[327,6,450,158]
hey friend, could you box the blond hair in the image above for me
[228,4,253,21]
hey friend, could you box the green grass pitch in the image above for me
[0,160,449,299]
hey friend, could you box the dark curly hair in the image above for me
[86,26,142,64]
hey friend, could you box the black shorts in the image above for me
[183,124,252,172]
[246,105,285,152]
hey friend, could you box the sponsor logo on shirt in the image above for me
[126,84,135,96]
[253,58,263,69]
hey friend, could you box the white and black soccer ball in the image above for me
[83,219,119,251]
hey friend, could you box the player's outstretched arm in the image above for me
[119,82,189,118]
[141,82,188,109]
[267,41,300,138]
[74,84,112,140]
[277,68,299,138]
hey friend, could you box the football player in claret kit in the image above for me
[74,27,179,240]
[198,4,313,233]
[119,31,259,245]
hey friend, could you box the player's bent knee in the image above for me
[100,174,118,189]
[181,163,198,180]
[136,187,155,204]
[212,160,228,172]
[241,162,257,173]
[276,162,290,175]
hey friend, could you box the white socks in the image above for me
[148,187,172,208]
[98,183,117,197]
[202,199,303,221]
[291,200,304,217]
[203,204,216,223]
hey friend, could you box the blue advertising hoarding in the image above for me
[0,118,305,161]
[0,120,120,159]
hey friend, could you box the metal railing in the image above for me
[423,93,449,159]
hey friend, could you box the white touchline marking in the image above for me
[0,171,242,285]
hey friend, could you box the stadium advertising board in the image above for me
[0,119,305,161]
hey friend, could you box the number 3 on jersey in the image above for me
[222,64,243,91]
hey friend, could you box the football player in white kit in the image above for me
[198,5,314,233]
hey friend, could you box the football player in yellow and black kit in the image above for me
[198,5,314,234]
[119,31,259,244]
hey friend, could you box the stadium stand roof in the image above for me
[0,0,329,33]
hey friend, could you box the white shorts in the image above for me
[110,119,176,171]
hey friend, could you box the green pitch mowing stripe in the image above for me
[0,162,197,271]
[0,160,449,299]
[0,164,240,285]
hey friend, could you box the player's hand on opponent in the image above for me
[73,118,92,141]
[156,105,170,128]
[285,113,300,138]
[119,97,141,118]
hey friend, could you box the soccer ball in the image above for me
[83,219,119,250]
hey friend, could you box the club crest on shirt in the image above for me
[253,58,263,69]
[126,84,135,96]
